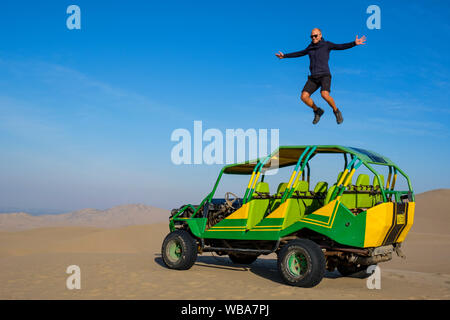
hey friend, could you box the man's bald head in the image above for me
[310,28,322,43]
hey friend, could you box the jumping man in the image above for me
[276,28,366,124]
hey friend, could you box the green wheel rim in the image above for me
[287,251,308,277]
[166,240,182,263]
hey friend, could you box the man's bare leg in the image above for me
[320,90,338,112]
[301,91,324,124]
[301,91,318,111]
[321,90,343,124]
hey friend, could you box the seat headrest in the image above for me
[277,182,288,194]
[255,182,270,193]
[324,185,337,204]
[314,181,328,193]
[356,174,370,186]
[295,180,309,192]
[373,175,385,188]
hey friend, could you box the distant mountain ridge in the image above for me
[0,207,70,215]
[0,204,170,231]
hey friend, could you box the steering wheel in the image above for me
[225,192,240,208]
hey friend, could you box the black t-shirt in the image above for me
[284,38,356,76]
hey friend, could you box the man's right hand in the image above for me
[275,51,285,59]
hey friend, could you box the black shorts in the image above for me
[302,74,332,94]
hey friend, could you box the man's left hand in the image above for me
[355,35,367,45]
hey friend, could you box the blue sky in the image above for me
[0,0,449,213]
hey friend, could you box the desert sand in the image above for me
[0,190,449,299]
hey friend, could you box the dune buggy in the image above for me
[162,145,415,287]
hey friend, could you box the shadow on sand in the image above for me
[154,254,342,285]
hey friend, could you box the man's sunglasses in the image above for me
[311,34,320,39]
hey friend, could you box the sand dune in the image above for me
[0,190,449,299]
[409,189,450,235]
[0,204,169,231]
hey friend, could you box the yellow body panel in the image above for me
[311,200,337,217]
[396,202,415,243]
[300,200,339,229]
[265,201,289,219]
[281,200,301,229]
[364,203,395,247]
[364,202,415,247]
[264,199,339,229]
[225,203,249,219]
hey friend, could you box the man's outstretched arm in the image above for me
[275,47,309,59]
[329,35,366,50]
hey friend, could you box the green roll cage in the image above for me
[170,145,414,222]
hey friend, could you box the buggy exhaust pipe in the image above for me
[349,253,392,265]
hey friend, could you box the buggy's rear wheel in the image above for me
[161,230,198,270]
[228,253,259,264]
[277,239,325,288]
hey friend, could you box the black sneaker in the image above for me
[334,109,344,124]
[312,107,324,125]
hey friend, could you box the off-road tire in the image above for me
[337,263,376,279]
[161,230,198,270]
[277,239,326,288]
[228,253,259,264]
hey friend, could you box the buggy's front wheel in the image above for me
[161,230,198,270]
[277,239,325,288]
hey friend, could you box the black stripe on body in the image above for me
[383,203,408,245]
[382,204,397,246]
[394,203,408,243]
